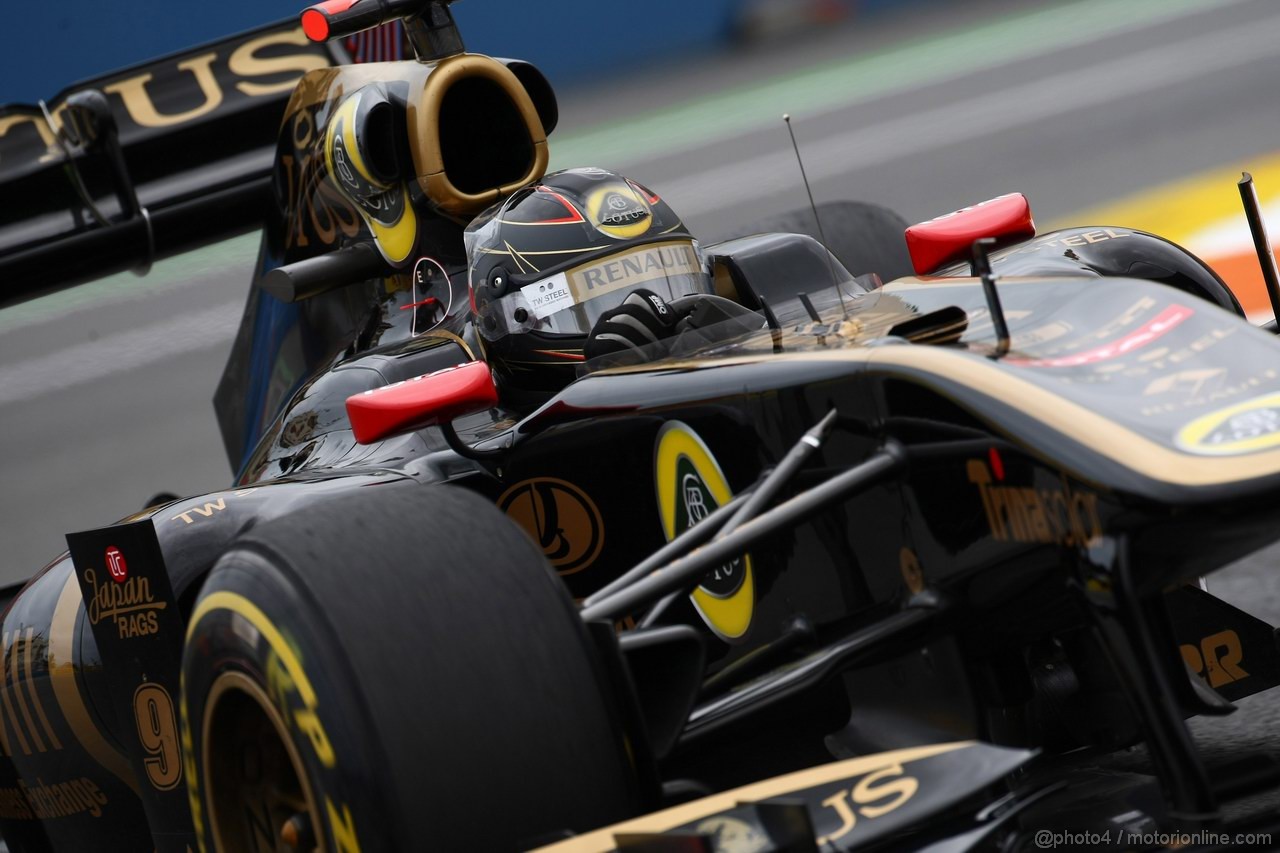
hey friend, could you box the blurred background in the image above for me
[2,0,1280,583]
[6,0,929,104]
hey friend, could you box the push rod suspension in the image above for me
[581,488,754,608]
[581,440,906,624]
[637,409,838,628]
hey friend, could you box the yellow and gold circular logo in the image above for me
[654,421,754,642]
[498,478,605,575]
[1176,392,1280,455]
[585,184,652,240]
[324,93,416,263]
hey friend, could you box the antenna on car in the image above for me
[783,114,847,318]
[1238,172,1280,330]
[971,237,1010,357]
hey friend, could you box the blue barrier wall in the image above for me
[453,2,738,87]
[5,0,301,103]
[4,0,934,104]
[4,0,736,104]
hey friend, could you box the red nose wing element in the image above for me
[346,361,499,445]
[904,193,1035,275]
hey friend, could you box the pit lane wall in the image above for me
[6,0,940,104]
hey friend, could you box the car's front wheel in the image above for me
[181,484,643,852]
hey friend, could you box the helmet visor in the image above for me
[477,240,710,341]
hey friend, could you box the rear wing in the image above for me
[0,19,341,301]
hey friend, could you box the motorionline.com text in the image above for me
[1034,829,1272,848]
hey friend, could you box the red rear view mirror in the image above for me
[346,360,498,444]
[904,193,1035,275]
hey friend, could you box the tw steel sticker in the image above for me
[498,478,605,576]
[1176,392,1280,455]
[996,228,1133,259]
[655,421,754,642]
[168,488,257,525]
[1010,304,1193,368]
[967,459,1102,547]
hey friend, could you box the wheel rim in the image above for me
[203,670,326,853]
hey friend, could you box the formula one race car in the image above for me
[4,1,1280,851]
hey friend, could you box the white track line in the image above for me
[665,15,1280,218]
[0,301,241,407]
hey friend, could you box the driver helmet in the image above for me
[465,167,713,399]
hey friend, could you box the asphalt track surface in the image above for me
[3,0,1280,829]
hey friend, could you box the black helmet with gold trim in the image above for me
[465,167,712,399]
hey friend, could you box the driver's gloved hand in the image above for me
[585,289,681,360]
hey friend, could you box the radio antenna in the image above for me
[784,114,847,317]
[1239,172,1280,329]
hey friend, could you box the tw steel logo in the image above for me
[498,478,605,576]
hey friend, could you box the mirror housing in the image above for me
[346,360,498,444]
[904,193,1035,275]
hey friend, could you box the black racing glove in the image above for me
[585,289,681,360]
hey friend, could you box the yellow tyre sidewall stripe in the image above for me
[183,589,362,852]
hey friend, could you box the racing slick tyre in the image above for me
[721,200,913,283]
[181,485,641,852]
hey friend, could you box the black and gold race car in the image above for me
[3,1,1280,850]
